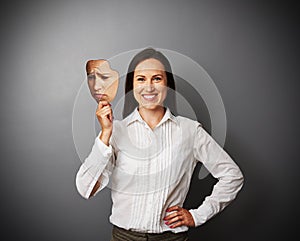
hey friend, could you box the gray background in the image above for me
[1,0,299,240]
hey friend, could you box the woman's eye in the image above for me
[97,73,110,80]
[153,77,162,81]
[137,78,145,81]
[87,75,95,81]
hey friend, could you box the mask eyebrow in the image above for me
[87,72,110,78]
[87,73,95,77]
[97,73,111,79]
[98,72,110,75]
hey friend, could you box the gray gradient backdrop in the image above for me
[1,0,299,240]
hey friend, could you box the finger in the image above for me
[97,100,110,110]
[164,211,180,221]
[97,106,112,115]
[96,107,111,117]
[99,109,112,118]
[100,100,110,106]
[166,206,181,213]
[97,101,103,109]
[100,105,112,113]
[170,220,185,229]
[165,215,183,225]
[108,112,113,122]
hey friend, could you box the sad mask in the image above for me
[86,59,119,103]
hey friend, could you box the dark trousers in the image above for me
[111,225,189,241]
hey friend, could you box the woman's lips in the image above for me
[94,94,106,100]
[142,94,158,101]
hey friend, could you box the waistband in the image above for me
[112,225,188,241]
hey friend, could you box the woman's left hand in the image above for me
[163,206,195,228]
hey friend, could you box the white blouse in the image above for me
[75,108,244,233]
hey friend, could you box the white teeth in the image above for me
[143,94,156,100]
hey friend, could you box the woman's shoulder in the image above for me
[111,117,132,134]
[174,115,202,128]
[111,119,124,129]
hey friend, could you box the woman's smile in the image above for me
[141,93,158,101]
[133,58,168,109]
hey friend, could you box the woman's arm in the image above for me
[76,100,115,199]
[189,124,244,227]
[75,132,115,199]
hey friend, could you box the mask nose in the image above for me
[94,76,105,91]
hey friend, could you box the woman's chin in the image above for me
[140,103,164,110]
[94,96,109,103]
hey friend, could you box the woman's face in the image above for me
[133,58,167,110]
[86,59,119,103]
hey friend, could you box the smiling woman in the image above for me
[132,58,168,127]
[75,47,244,241]
[123,48,177,119]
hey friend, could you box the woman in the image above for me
[76,48,244,241]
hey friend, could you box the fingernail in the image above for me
[165,222,169,225]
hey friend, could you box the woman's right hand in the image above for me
[96,100,113,145]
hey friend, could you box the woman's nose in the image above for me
[94,77,104,91]
[145,81,155,92]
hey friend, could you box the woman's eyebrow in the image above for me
[135,75,145,77]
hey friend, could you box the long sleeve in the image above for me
[75,132,115,199]
[189,124,244,227]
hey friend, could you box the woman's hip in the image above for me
[110,225,188,241]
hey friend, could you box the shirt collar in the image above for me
[124,107,178,127]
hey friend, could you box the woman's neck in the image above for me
[138,106,166,129]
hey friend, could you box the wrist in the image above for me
[99,130,112,146]
[101,128,112,135]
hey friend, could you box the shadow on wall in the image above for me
[175,74,211,130]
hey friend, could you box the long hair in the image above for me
[123,47,177,118]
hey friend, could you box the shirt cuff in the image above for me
[78,136,113,198]
[189,205,213,227]
[95,136,113,159]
